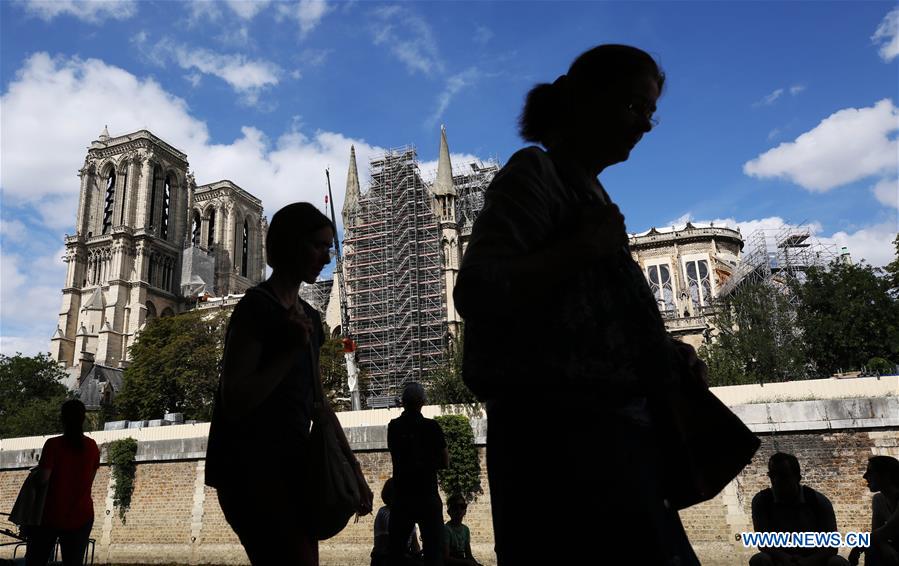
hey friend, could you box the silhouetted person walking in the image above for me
[453,44,701,565]
[26,399,99,566]
[388,383,448,566]
[206,202,373,566]
[750,452,848,566]
[850,456,899,566]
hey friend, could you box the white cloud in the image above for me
[0,53,395,352]
[0,335,54,357]
[278,0,331,38]
[185,73,203,87]
[744,99,899,192]
[755,88,784,106]
[299,48,332,68]
[872,7,899,62]
[418,152,488,179]
[427,68,480,127]
[225,0,270,20]
[19,0,137,22]
[872,177,899,210]
[144,38,282,104]
[789,84,805,96]
[662,214,896,268]
[0,220,29,243]
[473,25,493,45]
[371,5,444,76]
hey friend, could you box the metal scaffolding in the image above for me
[343,147,447,408]
[717,224,840,300]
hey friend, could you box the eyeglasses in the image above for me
[626,99,659,128]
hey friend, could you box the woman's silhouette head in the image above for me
[519,44,665,173]
[61,398,86,436]
[266,202,335,284]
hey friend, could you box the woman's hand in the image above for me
[354,462,374,516]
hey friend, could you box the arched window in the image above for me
[241,219,249,277]
[119,165,129,225]
[145,301,157,322]
[102,169,116,234]
[192,210,201,245]
[149,165,161,229]
[161,174,172,240]
[207,209,216,246]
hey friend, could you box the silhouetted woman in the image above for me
[206,202,373,566]
[27,399,99,566]
[454,44,701,565]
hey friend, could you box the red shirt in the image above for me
[38,435,100,530]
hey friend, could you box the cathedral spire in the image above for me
[342,145,361,222]
[433,124,455,196]
[99,125,110,142]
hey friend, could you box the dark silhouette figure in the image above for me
[372,478,421,566]
[849,456,899,566]
[750,452,849,566]
[26,399,99,566]
[453,44,700,565]
[443,495,481,566]
[205,202,373,566]
[387,383,448,566]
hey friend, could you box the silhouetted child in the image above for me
[849,456,899,566]
[371,478,421,566]
[443,495,481,566]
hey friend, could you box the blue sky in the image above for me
[1,0,897,355]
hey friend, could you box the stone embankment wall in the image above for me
[1,381,897,565]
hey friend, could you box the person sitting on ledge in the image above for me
[750,452,849,566]
[849,456,899,566]
[443,494,482,566]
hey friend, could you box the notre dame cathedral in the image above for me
[50,128,266,385]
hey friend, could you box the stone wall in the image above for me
[1,396,897,565]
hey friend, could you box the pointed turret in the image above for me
[99,125,110,142]
[342,145,362,224]
[432,125,456,197]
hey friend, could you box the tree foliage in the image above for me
[793,261,899,377]
[434,414,483,504]
[425,330,479,410]
[0,353,69,438]
[700,281,808,386]
[108,437,138,522]
[319,330,352,411]
[117,310,229,421]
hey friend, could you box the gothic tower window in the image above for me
[192,210,201,245]
[161,174,172,240]
[684,259,712,310]
[647,264,675,314]
[119,165,129,225]
[207,209,216,246]
[149,165,161,230]
[241,219,249,277]
[102,168,116,234]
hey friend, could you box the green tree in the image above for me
[699,281,809,386]
[793,261,899,377]
[117,310,229,421]
[425,329,479,410]
[884,234,899,293]
[434,414,483,503]
[319,332,352,411]
[0,353,70,437]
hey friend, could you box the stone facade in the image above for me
[49,129,265,375]
[629,222,744,349]
[2,395,896,565]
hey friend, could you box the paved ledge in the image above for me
[734,397,899,433]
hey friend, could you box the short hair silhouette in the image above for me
[401,382,426,408]
[265,202,335,271]
[768,452,801,477]
[446,494,467,509]
[868,455,899,486]
[519,44,665,146]
[381,477,396,506]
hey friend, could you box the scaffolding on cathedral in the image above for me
[454,160,500,238]
[343,146,446,408]
[717,224,841,302]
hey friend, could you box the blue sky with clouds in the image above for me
[1,0,897,355]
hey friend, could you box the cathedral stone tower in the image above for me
[432,126,462,338]
[50,128,265,374]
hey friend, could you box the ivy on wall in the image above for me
[434,414,483,504]
[107,437,138,523]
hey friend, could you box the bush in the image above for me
[434,414,482,503]
[108,437,138,522]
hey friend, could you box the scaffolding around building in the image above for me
[343,146,447,408]
[717,224,840,300]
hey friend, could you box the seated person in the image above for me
[750,452,849,566]
[444,495,482,566]
[849,456,899,566]
[371,478,420,566]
